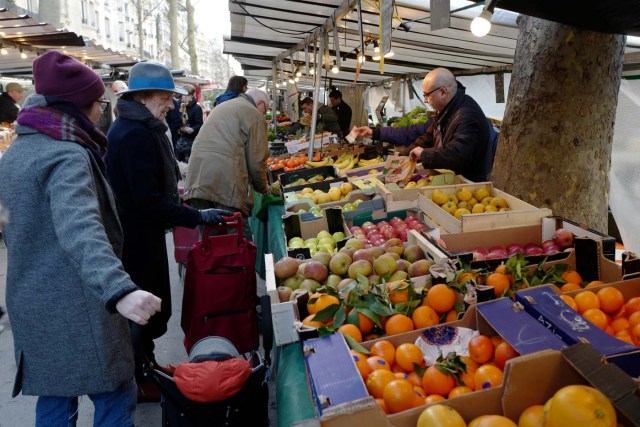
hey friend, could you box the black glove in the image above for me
[199,209,235,226]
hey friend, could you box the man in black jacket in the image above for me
[409,68,492,182]
[329,89,352,137]
[0,82,25,123]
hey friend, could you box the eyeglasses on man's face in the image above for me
[423,86,444,100]
[98,99,110,112]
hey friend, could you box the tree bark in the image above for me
[169,0,180,68]
[186,0,198,75]
[492,15,625,233]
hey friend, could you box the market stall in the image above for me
[225,1,640,426]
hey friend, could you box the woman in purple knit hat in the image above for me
[0,51,163,425]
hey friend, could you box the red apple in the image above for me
[525,245,544,256]
[544,245,561,255]
[489,246,507,254]
[552,229,575,249]
[399,230,408,242]
[487,251,507,260]
[473,246,489,256]
[473,252,486,261]
[383,228,400,240]
[541,239,556,250]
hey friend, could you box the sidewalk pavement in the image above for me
[0,234,275,426]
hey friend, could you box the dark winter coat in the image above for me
[107,101,201,339]
[416,82,492,182]
[373,121,431,146]
[0,92,19,123]
[165,98,182,145]
[332,100,352,137]
[178,97,204,142]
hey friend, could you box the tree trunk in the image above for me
[169,0,180,69]
[492,15,625,233]
[186,0,198,75]
[136,0,144,59]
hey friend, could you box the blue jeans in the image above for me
[35,378,137,427]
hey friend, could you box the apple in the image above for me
[404,245,426,263]
[288,237,305,248]
[389,270,409,282]
[325,274,342,290]
[338,278,357,291]
[277,286,293,302]
[385,245,404,257]
[303,261,329,282]
[332,231,346,242]
[486,251,507,260]
[350,226,362,233]
[396,259,411,272]
[383,228,400,240]
[338,247,356,258]
[297,263,307,276]
[384,238,403,249]
[489,245,507,254]
[377,221,390,228]
[361,221,375,229]
[541,239,556,250]
[316,230,332,241]
[399,230,409,242]
[300,279,322,292]
[524,244,544,256]
[508,246,525,256]
[408,259,433,277]
[311,252,332,267]
[389,217,402,226]
[553,229,575,249]
[353,249,375,264]
[369,247,385,258]
[544,245,561,255]
[386,252,401,260]
[473,252,486,261]
[344,238,365,250]
[348,260,373,279]
[274,257,299,280]
[282,274,304,290]
[373,254,397,276]
[473,246,489,256]
[329,252,352,276]
[367,274,380,285]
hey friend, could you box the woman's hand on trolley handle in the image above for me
[199,208,235,226]
[116,290,162,325]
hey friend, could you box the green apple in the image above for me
[318,237,336,249]
[288,237,304,248]
[332,231,346,242]
[342,203,355,212]
[304,242,317,250]
[304,238,318,246]
[352,199,363,208]
[316,230,332,241]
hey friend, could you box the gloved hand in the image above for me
[181,126,194,134]
[116,290,162,325]
[199,208,235,226]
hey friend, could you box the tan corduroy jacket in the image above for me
[183,94,269,215]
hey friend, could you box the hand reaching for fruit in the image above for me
[410,147,424,161]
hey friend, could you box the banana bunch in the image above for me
[337,154,359,172]
[357,156,383,168]
[305,156,333,168]
[332,152,354,170]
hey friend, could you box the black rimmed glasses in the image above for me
[98,99,110,112]
[423,86,444,100]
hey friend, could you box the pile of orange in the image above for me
[354,334,517,415]
[561,286,640,346]
[267,153,308,172]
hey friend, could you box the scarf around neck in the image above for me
[115,98,181,205]
[17,96,109,171]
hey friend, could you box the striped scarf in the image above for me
[17,100,108,171]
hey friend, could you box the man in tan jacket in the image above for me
[183,88,270,240]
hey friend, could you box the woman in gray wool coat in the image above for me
[0,51,162,426]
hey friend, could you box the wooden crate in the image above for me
[375,175,471,212]
[418,182,552,234]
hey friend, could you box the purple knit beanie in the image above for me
[32,51,105,107]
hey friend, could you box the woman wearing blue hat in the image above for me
[106,61,232,402]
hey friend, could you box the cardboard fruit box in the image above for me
[309,345,640,427]
[283,207,352,259]
[412,216,616,263]
[375,175,470,212]
[418,182,553,234]
[515,284,640,378]
[302,299,566,426]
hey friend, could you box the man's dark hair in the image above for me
[328,89,342,99]
[300,97,314,106]
[226,76,248,94]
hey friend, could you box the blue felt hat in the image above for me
[118,61,187,96]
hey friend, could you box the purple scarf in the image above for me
[17,102,109,170]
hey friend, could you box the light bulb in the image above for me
[356,49,365,64]
[20,51,27,59]
[470,10,492,37]
[310,68,315,75]
[384,49,394,59]
[331,62,339,74]
[294,76,299,82]
[288,77,295,84]
[0,47,7,55]
[296,69,302,77]
[372,46,381,61]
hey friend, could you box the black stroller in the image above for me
[142,296,273,427]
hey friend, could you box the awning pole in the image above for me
[272,63,278,129]
[308,32,324,159]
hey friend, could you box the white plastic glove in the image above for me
[116,290,162,325]
[182,126,194,134]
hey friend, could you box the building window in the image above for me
[118,22,124,42]
[117,0,123,11]
[81,0,88,24]
[95,11,100,33]
[105,17,111,39]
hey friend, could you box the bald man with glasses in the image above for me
[409,68,493,182]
